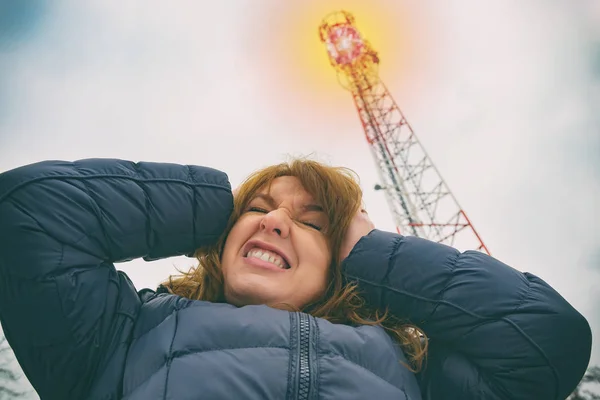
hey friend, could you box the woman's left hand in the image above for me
[339,207,375,263]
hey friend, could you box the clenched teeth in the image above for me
[246,248,289,269]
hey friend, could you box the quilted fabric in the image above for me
[0,159,591,400]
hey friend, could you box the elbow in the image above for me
[536,292,592,400]
[558,308,592,398]
[521,273,592,399]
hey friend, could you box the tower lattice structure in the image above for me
[319,11,490,254]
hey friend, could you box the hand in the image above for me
[339,207,375,263]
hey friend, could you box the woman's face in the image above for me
[221,176,331,309]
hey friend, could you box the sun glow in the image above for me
[242,0,417,113]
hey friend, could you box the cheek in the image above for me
[318,235,332,264]
[221,220,251,269]
[304,235,331,276]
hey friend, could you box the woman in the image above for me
[0,158,592,400]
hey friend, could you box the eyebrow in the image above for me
[253,193,324,213]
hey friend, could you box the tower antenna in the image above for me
[319,10,490,254]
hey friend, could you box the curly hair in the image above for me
[161,157,427,372]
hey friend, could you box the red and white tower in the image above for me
[319,11,490,254]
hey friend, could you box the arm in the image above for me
[0,159,233,399]
[341,230,592,400]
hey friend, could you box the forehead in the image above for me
[262,176,313,199]
[251,176,328,219]
[253,176,324,211]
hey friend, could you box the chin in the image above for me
[224,282,276,308]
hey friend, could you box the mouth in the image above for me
[242,240,291,270]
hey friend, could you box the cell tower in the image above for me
[319,11,490,254]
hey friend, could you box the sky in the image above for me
[1,0,599,397]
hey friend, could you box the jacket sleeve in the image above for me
[0,159,233,399]
[341,230,592,400]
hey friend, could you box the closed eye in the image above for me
[247,207,268,213]
[302,222,322,231]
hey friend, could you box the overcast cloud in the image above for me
[1,1,598,397]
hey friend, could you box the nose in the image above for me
[260,209,291,238]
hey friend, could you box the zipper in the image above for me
[288,312,318,400]
[297,312,311,400]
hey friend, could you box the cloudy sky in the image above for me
[1,0,599,397]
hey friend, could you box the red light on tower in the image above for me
[319,11,377,69]
[322,24,364,66]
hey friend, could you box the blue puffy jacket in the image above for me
[0,159,591,400]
